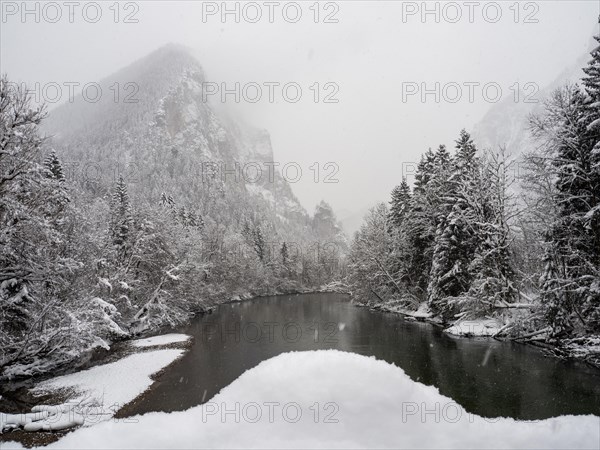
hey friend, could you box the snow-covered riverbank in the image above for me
[3,350,598,449]
[360,299,600,365]
[0,335,190,438]
[360,300,504,336]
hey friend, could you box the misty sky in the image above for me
[1,1,598,219]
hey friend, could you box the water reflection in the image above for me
[127,293,600,420]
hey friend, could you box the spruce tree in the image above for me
[582,27,600,243]
[110,175,134,251]
[253,225,266,262]
[427,131,479,317]
[281,242,290,274]
[536,78,600,337]
[414,149,435,194]
[44,149,66,183]
[454,129,477,170]
[434,144,451,168]
[427,201,474,317]
[43,148,70,213]
[388,178,413,291]
[582,27,600,108]
[403,148,439,298]
[388,178,411,229]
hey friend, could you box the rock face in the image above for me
[43,43,309,230]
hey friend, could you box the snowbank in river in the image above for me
[4,350,598,449]
[131,334,191,348]
[20,349,184,426]
[31,349,184,414]
[445,319,503,337]
[2,347,185,434]
[396,301,434,320]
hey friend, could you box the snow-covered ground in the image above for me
[444,319,503,337]
[1,342,187,433]
[30,349,184,418]
[4,350,597,449]
[130,334,191,348]
[396,301,434,320]
[368,300,438,322]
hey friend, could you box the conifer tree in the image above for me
[110,175,134,252]
[427,131,479,317]
[453,129,477,170]
[43,148,70,214]
[280,242,290,275]
[253,225,266,262]
[414,148,436,194]
[533,47,600,337]
[403,148,439,297]
[389,178,411,229]
[582,27,600,107]
[44,149,66,183]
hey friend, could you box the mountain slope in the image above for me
[472,46,592,156]
[43,43,309,236]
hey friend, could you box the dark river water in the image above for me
[126,293,600,420]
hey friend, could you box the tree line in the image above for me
[347,30,600,356]
[0,78,346,379]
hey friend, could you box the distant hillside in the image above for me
[43,43,317,242]
[473,44,592,156]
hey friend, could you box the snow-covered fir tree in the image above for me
[401,150,439,297]
[109,175,134,253]
[427,132,480,318]
[533,81,600,337]
[349,131,518,321]
[388,178,411,229]
[44,149,66,183]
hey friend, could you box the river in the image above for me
[121,292,600,420]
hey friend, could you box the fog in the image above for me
[1,0,598,219]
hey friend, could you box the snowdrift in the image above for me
[4,350,598,449]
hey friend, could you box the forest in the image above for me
[347,30,600,364]
[0,71,346,379]
[2,4,600,449]
[1,26,599,384]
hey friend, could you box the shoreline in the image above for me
[0,290,348,448]
[0,337,193,448]
[2,292,598,447]
[0,286,345,392]
[358,300,600,370]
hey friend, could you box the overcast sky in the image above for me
[1,1,598,218]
